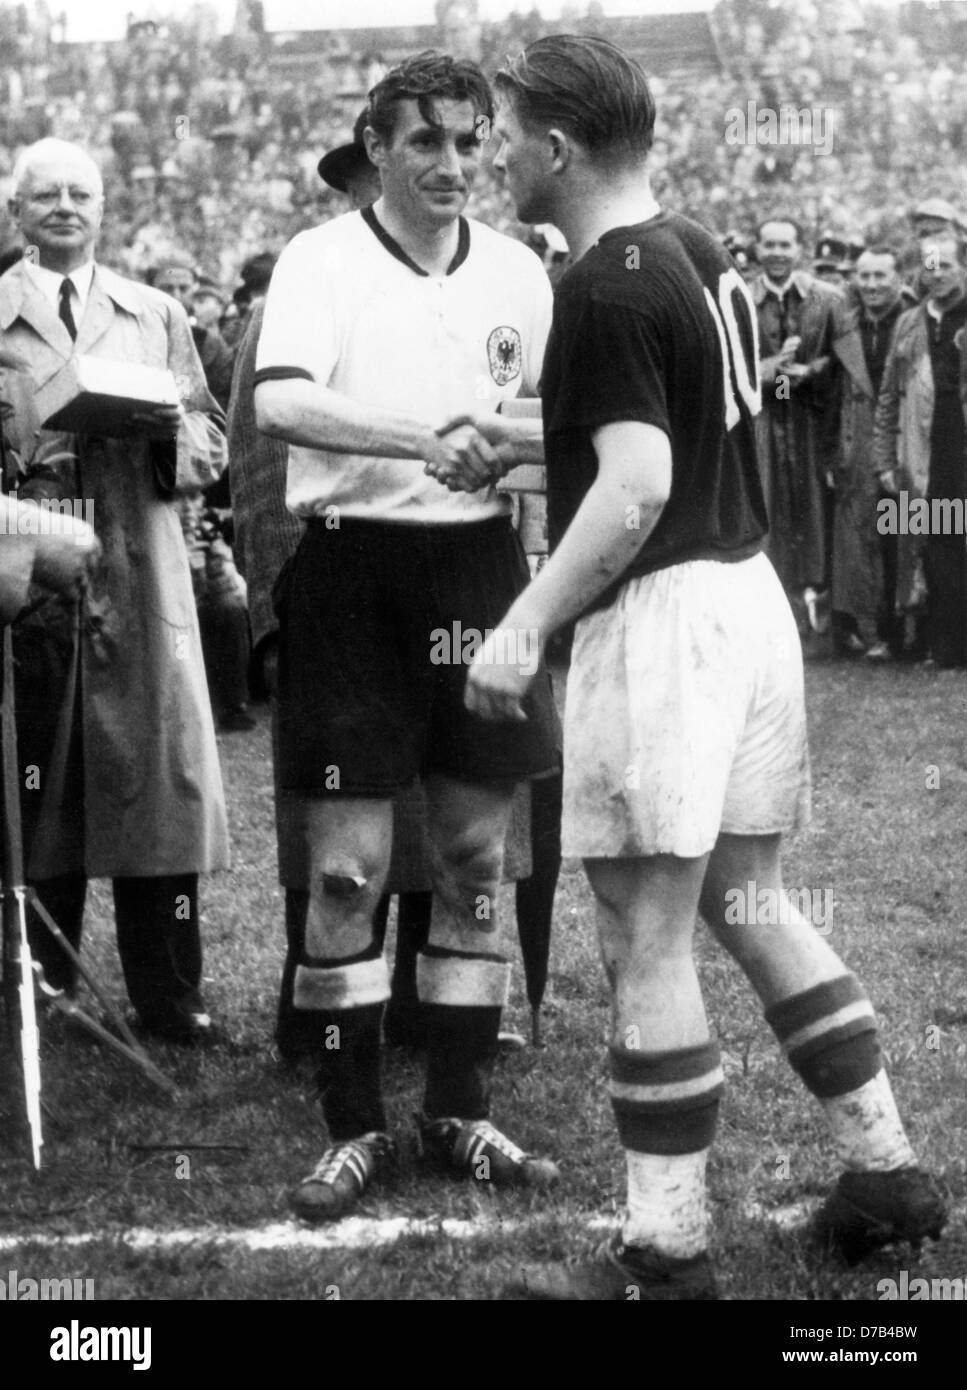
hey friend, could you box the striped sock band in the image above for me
[416,947,511,1007]
[765,975,880,1098]
[609,1041,724,1156]
[293,953,390,1010]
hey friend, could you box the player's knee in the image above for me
[432,829,503,898]
[321,870,367,900]
[585,859,634,917]
[310,859,380,920]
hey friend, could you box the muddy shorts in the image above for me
[562,551,811,859]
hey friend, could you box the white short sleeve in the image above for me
[254,229,340,386]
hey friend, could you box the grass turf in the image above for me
[1,655,965,1302]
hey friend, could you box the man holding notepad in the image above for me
[0,137,228,1043]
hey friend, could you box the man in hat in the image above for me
[316,107,382,206]
[254,51,560,1221]
[812,233,852,292]
[910,197,963,240]
[903,199,966,296]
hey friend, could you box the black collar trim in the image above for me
[361,205,470,276]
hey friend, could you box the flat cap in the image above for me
[911,197,960,224]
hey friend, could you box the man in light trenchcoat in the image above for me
[0,138,229,1041]
[874,235,967,667]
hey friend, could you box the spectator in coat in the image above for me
[827,246,906,657]
[148,256,235,411]
[0,138,229,1042]
[752,217,840,643]
[147,256,254,730]
[874,234,967,667]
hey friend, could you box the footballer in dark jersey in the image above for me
[542,207,767,610]
[453,34,945,1299]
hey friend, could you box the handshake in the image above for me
[424,413,520,493]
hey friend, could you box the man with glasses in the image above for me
[0,137,228,1042]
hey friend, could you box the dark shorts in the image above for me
[274,515,559,796]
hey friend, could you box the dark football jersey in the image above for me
[541,209,768,613]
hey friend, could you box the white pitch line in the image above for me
[15,1196,922,1255]
[0,1213,614,1254]
[741,1200,817,1231]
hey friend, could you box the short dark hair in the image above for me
[495,35,656,163]
[859,243,900,266]
[755,216,805,245]
[368,50,493,143]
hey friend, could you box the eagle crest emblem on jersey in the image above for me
[487,326,522,386]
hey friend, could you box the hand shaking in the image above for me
[424,413,517,493]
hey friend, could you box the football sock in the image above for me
[610,1040,723,1258]
[820,1071,916,1172]
[417,947,510,1119]
[294,950,389,1140]
[765,975,916,1171]
[624,1150,710,1259]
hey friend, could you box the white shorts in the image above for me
[562,552,811,859]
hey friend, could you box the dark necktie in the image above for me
[772,289,792,342]
[868,316,881,358]
[58,277,77,340]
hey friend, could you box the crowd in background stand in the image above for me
[1,1,967,285]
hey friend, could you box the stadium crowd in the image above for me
[1,1,967,279]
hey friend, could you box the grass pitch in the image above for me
[1,657,965,1305]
